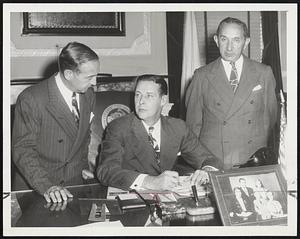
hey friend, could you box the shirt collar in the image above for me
[55,73,74,99]
[221,54,244,68]
[142,118,161,132]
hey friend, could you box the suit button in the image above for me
[58,139,63,143]
[217,102,221,106]
[60,180,64,185]
[250,100,254,104]
[65,162,68,166]
[223,121,227,125]
[248,120,252,124]
[248,140,252,144]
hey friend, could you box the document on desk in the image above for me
[76,220,124,227]
[171,176,207,197]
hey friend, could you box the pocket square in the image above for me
[90,112,95,123]
[252,85,262,91]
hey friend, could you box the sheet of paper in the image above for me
[157,193,177,203]
[171,176,206,197]
[76,220,123,227]
[117,193,138,200]
[106,186,129,200]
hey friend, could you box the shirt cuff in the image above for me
[129,174,148,190]
[202,165,218,171]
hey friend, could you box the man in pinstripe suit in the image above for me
[12,42,100,203]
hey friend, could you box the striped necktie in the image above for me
[148,126,160,165]
[229,61,239,92]
[72,92,80,127]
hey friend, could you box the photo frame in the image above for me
[209,165,287,226]
[22,12,125,36]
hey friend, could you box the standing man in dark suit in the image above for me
[12,42,100,203]
[185,17,278,169]
[238,178,255,211]
[97,75,222,191]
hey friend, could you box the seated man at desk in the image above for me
[12,42,100,203]
[97,74,223,191]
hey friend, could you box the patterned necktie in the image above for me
[229,61,239,92]
[148,126,160,165]
[72,92,80,127]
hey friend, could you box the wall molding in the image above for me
[11,13,151,57]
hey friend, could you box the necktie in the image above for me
[72,92,80,127]
[148,126,160,165]
[229,61,239,92]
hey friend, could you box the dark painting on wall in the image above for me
[22,12,125,36]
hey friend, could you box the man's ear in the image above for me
[161,95,168,106]
[243,37,251,51]
[213,35,219,47]
[63,69,74,81]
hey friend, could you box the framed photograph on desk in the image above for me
[209,165,287,226]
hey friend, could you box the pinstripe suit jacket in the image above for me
[12,75,95,194]
[185,56,278,169]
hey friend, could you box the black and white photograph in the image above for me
[210,165,288,226]
[3,2,297,237]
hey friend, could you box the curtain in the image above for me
[261,11,284,165]
[180,12,202,118]
[261,11,283,96]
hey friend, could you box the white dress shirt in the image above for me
[221,54,244,83]
[130,119,161,190]
[55,73,80,112]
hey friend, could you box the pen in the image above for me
[191,185,200,206]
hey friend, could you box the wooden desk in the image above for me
[11,183,222,227]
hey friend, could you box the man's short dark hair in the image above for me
[216,17,250,39]
[134,74,168,96]
[58,42,99,73]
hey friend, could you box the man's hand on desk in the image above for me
[43,185,73,203]
[189,170,209,186]
[142,170,179,190]
[44,199,69,211]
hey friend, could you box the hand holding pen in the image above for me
[185,170,209,186]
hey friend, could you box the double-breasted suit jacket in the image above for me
[185,56,278,169]
[97,113,222,190]
[12,75,95,194]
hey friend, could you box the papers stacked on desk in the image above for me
[171,176,207,197]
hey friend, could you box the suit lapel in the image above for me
[45,76,78,140]
[207,58,234,109]
[131,115,161,174]
[159,116,178,171]
[226,57,259,119]
[67,92,92,161]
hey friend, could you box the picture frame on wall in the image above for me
[209,165,287,226]
[22,12,125,36]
